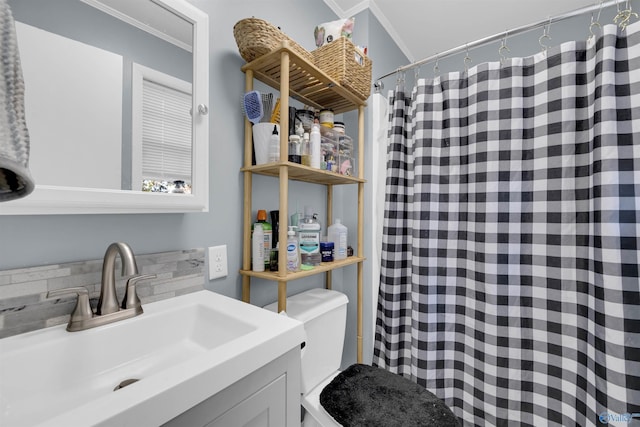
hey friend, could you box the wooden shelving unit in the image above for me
[240,41,366,363]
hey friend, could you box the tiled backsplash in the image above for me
[0,248,205,338]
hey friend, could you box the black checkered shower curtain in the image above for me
[373,21,640,427]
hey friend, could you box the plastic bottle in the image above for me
[254,210,272,270]
[310,124,321,169]
[268,125,280,162]
[288,135,301,164]
[286,226,300,271]
[301,132,310,166]
[298,206,321,265]
[252,223,265,272]
[328,219,348,260]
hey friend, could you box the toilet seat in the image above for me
[301,370,342,427]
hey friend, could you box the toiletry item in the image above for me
[268,125,280,162]
[252,223,265,272]
[288,107,297,136]
[290,206,303,228]
[288,135,301,164]
[325,154,335,172]
[320,241,334,262]
[260,92,273,123]
[298,206,321,265]
[328,218,348,260]
[270,210,280,248]
[286,226,300,272]
[269,243,279,271]
[333,121,345,134]
[301,132,311,166]
[319,109,334,128]
[243,90,263,124]
[254,210,272,269]
[296,109,315,133]
[269,97,281,124]
[310,124,321,169]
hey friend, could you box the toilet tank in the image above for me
[264,288,348,394]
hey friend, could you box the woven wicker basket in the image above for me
[312,37,372,101]
[233,18,313,63]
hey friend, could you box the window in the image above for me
[131,63,192,193]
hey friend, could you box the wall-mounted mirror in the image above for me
[0,0,209,214]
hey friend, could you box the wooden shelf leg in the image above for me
[242,276,250,303]
[278,281,287,312]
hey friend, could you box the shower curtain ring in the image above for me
[539,33,551,53]
[588,1,604,42]
[499,31,510,65]
[433,54,440,77]
[588,20,601,41]
[540,18,552,54]
[464,44,472,72]
[614,0,639,31]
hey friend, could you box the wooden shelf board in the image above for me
[240,257,365,281]
[241,42,367,115]
[241,162,365,185]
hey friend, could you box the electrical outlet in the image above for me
[208,245,228,280]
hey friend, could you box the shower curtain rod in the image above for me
[375,0,621,83]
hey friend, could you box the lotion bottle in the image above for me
[252,223,265,272]
[286,226,300,272]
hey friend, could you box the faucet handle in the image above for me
[47,287,94,325]
[122,274,156,311]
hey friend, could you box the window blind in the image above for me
[141,79,192,183]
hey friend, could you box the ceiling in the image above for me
[322,0,617,64]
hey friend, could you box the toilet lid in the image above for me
[302,371,342,426]
[319,364,459,427]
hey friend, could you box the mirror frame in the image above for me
[0,0,209,215]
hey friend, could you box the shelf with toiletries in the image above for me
[241,256,365,281]
[241,162,364,186]
[240,41,364,114]
[240,41,366,363]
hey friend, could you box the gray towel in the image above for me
[0,0,34,202]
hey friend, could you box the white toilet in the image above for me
[264,288,348,427]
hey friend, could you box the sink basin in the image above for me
[0,290,304,426]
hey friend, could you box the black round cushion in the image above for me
[319,364,459,427]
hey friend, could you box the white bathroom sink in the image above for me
[0,290,304,427]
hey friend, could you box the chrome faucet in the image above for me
[47,242,155,332]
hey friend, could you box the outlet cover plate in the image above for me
[208,245,228,280]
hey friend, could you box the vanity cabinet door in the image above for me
[162,348,300,427]
[206,375,286,427]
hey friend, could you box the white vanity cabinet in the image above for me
[162,347,301,427]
